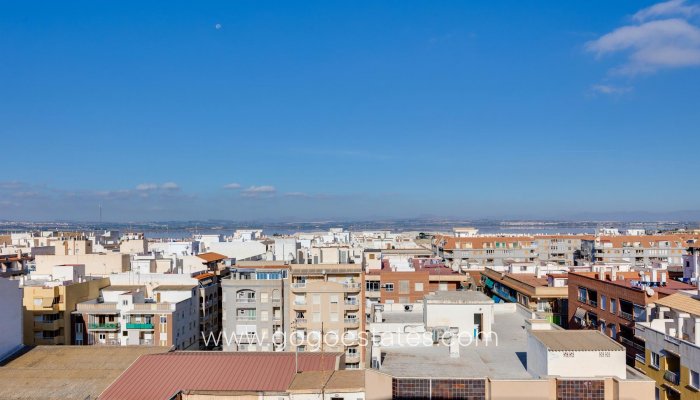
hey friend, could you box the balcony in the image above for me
[293,301,308,309]
[35,336,64,345]
[345,353,361,363]
[34,319,64,331]
[343,283,361,292]
[88,322,120,331]
[620,310,634,321]
[664,370,680,386]
[588,299,598,307]
[295,318,307,326]
[344,318,359,326]
[126,323,154,329]
[236,297,256,303]
[291,283,307,291]
[272,298,282,303]
[236,316,256,322]
[635,353,646,364]
[345,300,359,310]
[618,337,645,352]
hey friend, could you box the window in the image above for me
[330,295,339,304]
[366,281,380,291]
[330,312,339,322]
[312,312,321,322]
[691,370,700,389]
[601,295,607,311]
[399,280,409,294]
[312,294,321,305]
[260,292,269,303]
[385,283,394,292]
[578,287,587,302]
[415,282,424,292]
[650,352,660,369]
[439,283,448,291]
[369,254,375,259]
[610,298,617,314]
[160,316,167,323]
[610,324,617,339]
[260,311,269,322]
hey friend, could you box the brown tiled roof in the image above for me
[532,330,624,351]
[196,252,228,262]
[99,352,341,400]
[653,293,700,315]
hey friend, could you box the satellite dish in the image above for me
[646,287,655,297]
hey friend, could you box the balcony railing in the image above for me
[34,319,64,331]
[577,296,587,303]
[236,316,256,321]
[295,318,307,325]
[34,336,64,345]
[272,298,282,303]
[664,370,680,386]
[126,323,154,329]
[620,311,634,321]
[88,322,120,330]
[344,318,359,325]
[588,299,598,307]
[291,283,307,289]
[664,335,681,345]
[236,297,256,303]
[635,353,646,364]
[343,283,361,291]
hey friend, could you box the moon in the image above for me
[215,23,222,30]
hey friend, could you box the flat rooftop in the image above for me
[0,346,166,400]
[382,311,424,324]
[424,290,493,304]
[378,309,532,379]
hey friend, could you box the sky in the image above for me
[1,0,700,222]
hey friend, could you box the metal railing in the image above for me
[620,311,634,321]
[588,299,598,307]
[236,316,256,321]
[88,322,120,330]
[664,370,680,385]
[635,353,646,364]
[236,297,256,303]
[344,318,359,325]
[126,323,154,329]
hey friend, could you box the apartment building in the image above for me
[21,271,109,346]
[534,235,594,266]
[482,267,569,326]
[594,234,700,267]
[34,252,130,276]
[221,265,290,351]
[433,235,538,269]
[195,272,220,349]
[289,264,365,369]
[369,291,653,400]
[75,284,199,349]
[635,293,700,400]
[365,259,463,306]
[683,243,700,280]
[568,269,695,365]
[0,277,22,361]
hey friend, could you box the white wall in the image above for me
[0,278,23,361]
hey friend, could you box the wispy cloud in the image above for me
[223,183,242,190]
[590,84,633,95]
[241,185,276,197]
[136,182,180,191]
[161,182,179,191]
[633,0,700,21]
[284,192,311,198]
[586,1,700,75]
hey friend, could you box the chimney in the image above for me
[598,267,606,281]
[611,269,617,282]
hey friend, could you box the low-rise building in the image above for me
[75,284,199,349]
[568,268,695,365]
[635,292,700,400]
[21,266,109,346]
[482,267,569,326]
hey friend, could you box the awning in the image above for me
[574,307,586,319]
[484,278,494,289]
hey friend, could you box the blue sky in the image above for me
[1,0,700,222]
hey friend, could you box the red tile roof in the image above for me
[196,252,228,263]
[99,352,341,400]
